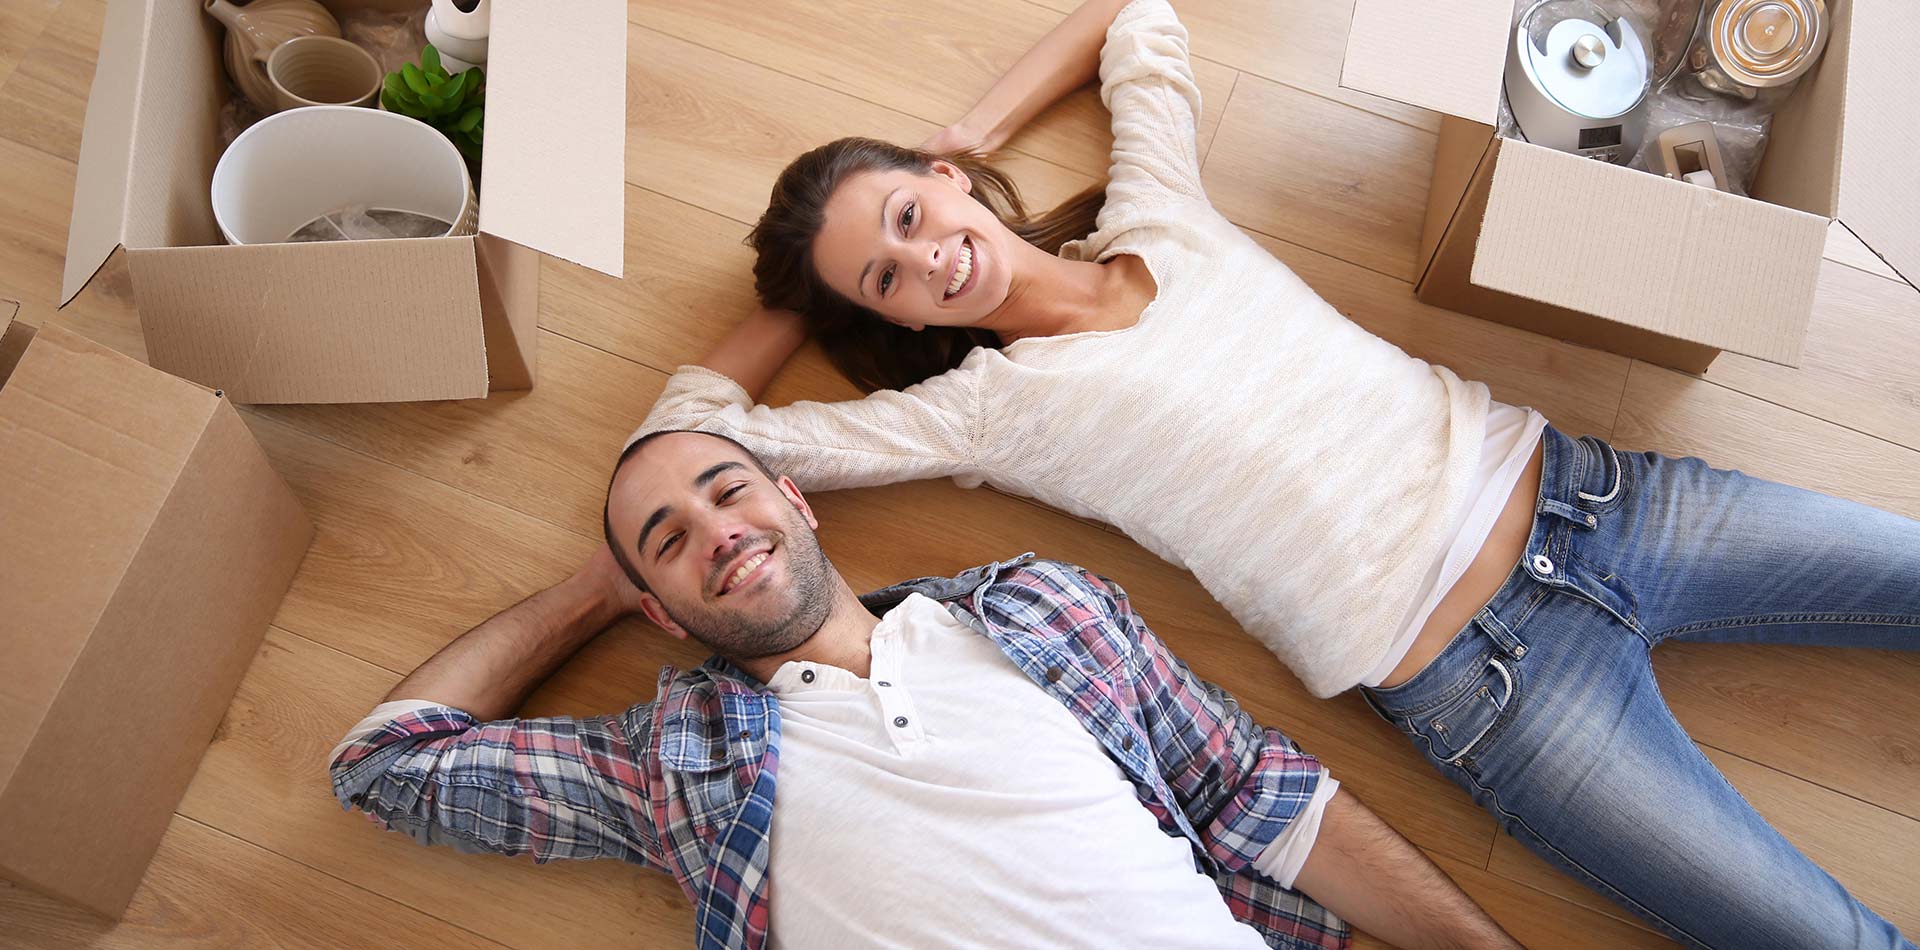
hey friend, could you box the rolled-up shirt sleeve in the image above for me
[328,700,666,868]
[1251,768,1340,888]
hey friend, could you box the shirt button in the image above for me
[800,669,815,684]
[1122,734,1135,751]
[737,730,750,740]
[1531,554,1555,576]
[876,680,891,687]
[893,716,909,728]
[711,748,727,761]
[1045,666,1063,683]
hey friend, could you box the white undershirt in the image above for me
[765,593,1333,950]
[1363,402,1548,687]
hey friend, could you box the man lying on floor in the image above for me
[328,430,1518,950]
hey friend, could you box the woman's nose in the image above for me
[923,240,941,278]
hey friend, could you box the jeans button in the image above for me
[1531,554,1554,576]
[1512,644,1527,658]
[1585,513,1597,528]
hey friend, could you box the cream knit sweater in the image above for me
[633,0,1491,697]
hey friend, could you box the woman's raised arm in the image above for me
[696,307,810,402]
[922,0,1135,155]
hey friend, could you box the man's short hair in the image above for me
[601,430,778,593]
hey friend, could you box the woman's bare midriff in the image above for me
[1377,439,1545,689]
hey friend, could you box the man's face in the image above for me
[607,433,835,659]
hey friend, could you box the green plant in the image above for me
[382,44,484,164]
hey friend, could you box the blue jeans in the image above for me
[1362,426,1919,950]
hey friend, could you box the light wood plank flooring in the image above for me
[1,0,1915,945]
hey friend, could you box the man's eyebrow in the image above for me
[637,504,672,556]
[856,187,904,300]
[695,461,745,488]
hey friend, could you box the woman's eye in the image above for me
[879,266,894,295]
[900,202,915,233]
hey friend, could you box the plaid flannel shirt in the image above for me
[329,555,1348,949]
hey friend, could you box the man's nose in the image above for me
[708,525,749,563]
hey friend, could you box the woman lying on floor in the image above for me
[631,1,1920,946]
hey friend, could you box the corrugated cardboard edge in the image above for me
[1418,145,1721,373]
[0,398,312,917]
[478,0,626,277]
[1416,117,1497,287]
[0,299,27,386]
[477,233,539,392]
[1471,142,1825,367]
[1340,0,1508,125]
[126,237,490,403]
[1832,0,1920,292]
[59,0,148,304]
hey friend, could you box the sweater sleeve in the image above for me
[1094,0,1206,215]
[630,363,986,492]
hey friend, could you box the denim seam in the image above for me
[1655,611,1920,642]
[1371,650,1501,720]
[1456,764,1716,950]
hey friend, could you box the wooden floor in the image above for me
[3,0,1917,946]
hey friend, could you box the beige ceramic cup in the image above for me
[266,36,381,112]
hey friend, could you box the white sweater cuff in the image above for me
[1250,768,1339,889]
[327,699,450,764]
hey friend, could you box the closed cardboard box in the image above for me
[1341,0,1917,372]
[59,0,627,403]
[0,305,314,917]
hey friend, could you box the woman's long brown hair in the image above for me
[747,137,1104,393]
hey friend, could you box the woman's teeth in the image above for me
[726,551,771,592]
[945,239,973,298]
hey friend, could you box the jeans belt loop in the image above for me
[1473,606,1528,660]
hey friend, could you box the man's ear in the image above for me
[929,159,973,195]
[776,474,819,530]
[638,594,690,641]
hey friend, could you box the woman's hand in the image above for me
[921,121,993,157]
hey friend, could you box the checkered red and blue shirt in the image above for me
[329,555,1347,949]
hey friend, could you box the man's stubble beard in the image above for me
[662,504,837,662]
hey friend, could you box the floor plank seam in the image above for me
[170,813,518,950]
[1683,368,1920,457]
[1608,360,1634,441]
[625,19,1105,188]
[1232,219,1416,285]
[996,0,1441,133]
[1202,70,1240,170]
[1691,738,1920,824]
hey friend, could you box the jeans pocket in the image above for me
[1419,657,1518,765]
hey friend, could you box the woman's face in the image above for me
[810,161,1016,330]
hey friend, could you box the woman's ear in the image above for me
[929,159,973,195]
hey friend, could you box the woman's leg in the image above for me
[1366,429,1919,949]
[1370,588,1915,950]
[1586,445,1920,651]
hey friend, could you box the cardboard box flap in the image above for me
[1833,0,1920,291]
[60,0,148,305]
[1470,142,1826,365]
[477,0,626,277]
[1342,0,1510,124]
[0,325,218,791]
[62,0,225,306]
[125,237,489,403]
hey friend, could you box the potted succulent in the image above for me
[381,44,484,168]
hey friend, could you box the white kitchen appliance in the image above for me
[1505,0,1652,163]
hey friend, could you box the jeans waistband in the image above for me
[1364,425,1622,717]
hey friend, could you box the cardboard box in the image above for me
[59,0,627,403]
[0,303,314,917]
[1341,0,1918,372]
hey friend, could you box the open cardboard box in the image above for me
[0,303,313,917]
[59,0,627,403]
[1341,0,1918,372]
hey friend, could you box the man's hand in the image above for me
[582,543,650,617]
